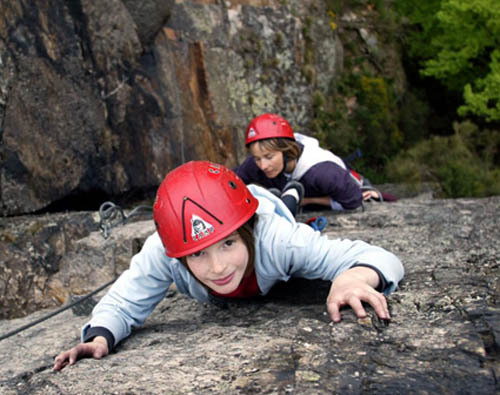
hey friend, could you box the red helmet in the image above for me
[245,113,295,146]
[153,161,259,258]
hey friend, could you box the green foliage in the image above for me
[373,0,386,15]
[395,0,500,122]
[387,121,500,198]
[356,76,403,158]
[435,161,485,197]
[459,50,500,122]
[311,73,403,183]
[311,89,359,158]
[394,0,443,60]
[398,90,432,146]
[313,0,499,195]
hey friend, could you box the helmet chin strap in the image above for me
[282,155,297,176]
[279,155,289,177]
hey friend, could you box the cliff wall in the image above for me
[0,0,353,215]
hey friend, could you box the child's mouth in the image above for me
[212,273,234,286]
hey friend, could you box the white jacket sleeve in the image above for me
[82,232,175,346]
[256,212,404,294]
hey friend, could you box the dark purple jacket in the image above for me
[234,153,362,210]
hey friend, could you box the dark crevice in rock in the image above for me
[31,186,157,214]
[1,363,53,390]
[65,0,95,69]
[35,189,111,213]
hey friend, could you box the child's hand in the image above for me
[53,336,109,371]
[362,190,380,201]
[326,266,390,323]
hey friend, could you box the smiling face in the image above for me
[249,141,285,179]
[186,231,249,294]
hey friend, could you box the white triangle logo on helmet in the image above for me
[247,127,256,138]
[191,214,214,241]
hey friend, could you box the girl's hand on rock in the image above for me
[53,336,109,371]
[326,266,390,322]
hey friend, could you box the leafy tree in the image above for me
[396,0,500,122]
[459,51,500,121]
[387,121,500,198]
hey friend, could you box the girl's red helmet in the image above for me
[245,113,295,146]
[153,161,259,258]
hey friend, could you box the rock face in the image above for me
[0,0,345,215]
[0,206,154,320]
[0,194,498,393]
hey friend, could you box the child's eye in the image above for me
[190,251,204,258]
[224,239,235,247]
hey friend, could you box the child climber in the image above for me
[53,161,404,371]
[234,113,390,216]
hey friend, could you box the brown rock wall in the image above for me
[0,0,342,215]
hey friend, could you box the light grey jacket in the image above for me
[82,185,404,346]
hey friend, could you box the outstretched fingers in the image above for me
[327,299,342,323]
[53,341,109,371]
[53,350,73,371]
[327,294,367,322]
[362,291,390,320]
[327,289,390,323]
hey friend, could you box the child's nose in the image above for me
[208,254,227,274]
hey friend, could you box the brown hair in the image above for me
[250,138,301,161]
[179,216,257,284]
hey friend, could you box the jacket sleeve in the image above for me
[257,213,404,294]
[81,232,175,347]
[233,156,258,184]
[302,162,362,209]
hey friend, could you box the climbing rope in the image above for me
[99,201,153,238]
[0,201,153,342]
[0,278,116,342]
